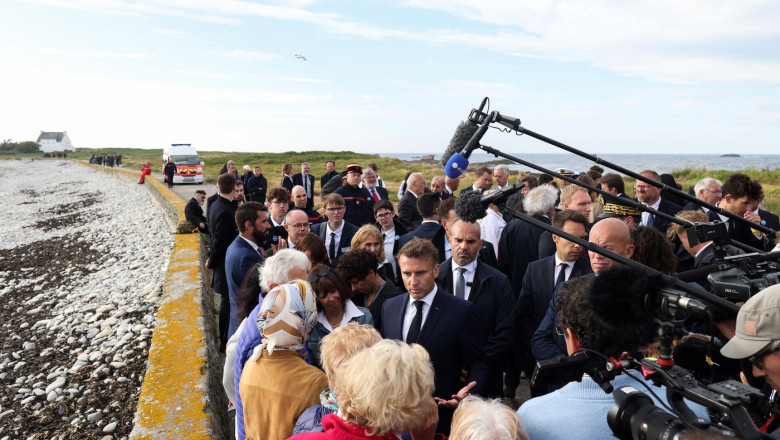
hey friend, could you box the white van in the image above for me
[162,144,204,184]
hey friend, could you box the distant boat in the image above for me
[720,153,741,157]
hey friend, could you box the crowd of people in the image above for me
[185,158,780,439]
[88,152,121,166]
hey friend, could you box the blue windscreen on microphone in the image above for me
[445,153,469,179]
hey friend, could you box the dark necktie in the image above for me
[455,267,466,300]
[728,218,735,233]
[646,212,655,227]
[555,262,567,287]
[406,300,424,343]
[329,232,336,263]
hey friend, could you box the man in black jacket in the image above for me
[245,166,267,203]
[185,190,208,234]
[206,173,238,351]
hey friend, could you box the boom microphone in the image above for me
[444,120,490,179]
[454,190,487,223]
[480,182,524,206]
[676,264,724,283]
[441,120,478,167]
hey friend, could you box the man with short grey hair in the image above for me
[362,168,389,202]
[683,177,722,212]
[292,162,315,209]
[397,172,425,231]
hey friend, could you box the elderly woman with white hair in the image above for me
[289,339,437,440]
[240,280,328,440]
[449,395,529,440]
[222,249,311,440]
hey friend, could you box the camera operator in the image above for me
[518,274,709,439]
[720,284,780,437]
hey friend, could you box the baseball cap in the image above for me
[721,284,780,359]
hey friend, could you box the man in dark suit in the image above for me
[397,172,425,231]
[513,210,592,395]
[373,200,408,277]
[224,202,269,340]
[381,238,488,435]
[435,219,514,398]
[311,193,359,266]
[707,173,770,251]
[320,160,338,195]
[206,173,239,351]
[245,166,267,203]
[498,185,559,298]
[292,162,315,209]
[185,190,208,234]
[434,197,497,267]
[682,177,722,212]
[460,166,493,194]
[398,192,441,249]
[531,218,634,362]
[599,172,631,200]
[361,168,389,202]
[634,169,682,235]
[262,187,290,253]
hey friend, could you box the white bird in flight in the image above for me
[295,54,307,61]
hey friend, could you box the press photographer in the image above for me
[517,274,709,439]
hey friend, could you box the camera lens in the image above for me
[608,387,686,440]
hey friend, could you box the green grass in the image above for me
[4,149,779,212]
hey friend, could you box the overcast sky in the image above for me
[2,0,779,155]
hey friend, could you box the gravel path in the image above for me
[0,159,173,439]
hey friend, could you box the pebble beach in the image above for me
[0,159,173,439]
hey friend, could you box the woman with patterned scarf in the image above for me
[239,280,328,440]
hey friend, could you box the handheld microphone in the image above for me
[444,120,490,179]
[441,120,479,167]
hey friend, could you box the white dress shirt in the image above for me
[402,286,437,341]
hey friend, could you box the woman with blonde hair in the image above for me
[350,224,395,281]
[289,339,436,440]
[294,323,382,434]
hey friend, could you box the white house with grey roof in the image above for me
[36,131,74,153]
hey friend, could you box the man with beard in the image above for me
[185,190,208,234]
[224,202,270,340]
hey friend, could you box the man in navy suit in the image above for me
[291,162,315,209]
[512,210,592,395]
[361,168,388,202]
[398,192,441,249]
[707,173,770,251]
[224,202,270,340]
[435,219,514,398]
[460,166,493,194]
[206,173,239,351]
[397,172,425,231]
[634,169,682,235]
[381,238,488,435]
[310,193,358,266]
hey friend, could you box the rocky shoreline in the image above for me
[0,160,173,439]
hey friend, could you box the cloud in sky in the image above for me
[4,0,780,154]
[214,50,281,62]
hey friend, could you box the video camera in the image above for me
[708,253,780,303]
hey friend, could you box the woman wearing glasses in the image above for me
[306,267,374,370]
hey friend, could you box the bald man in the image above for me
[531,218,635,361]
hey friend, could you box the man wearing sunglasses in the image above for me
[721,284,780,436]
